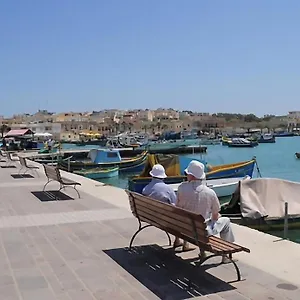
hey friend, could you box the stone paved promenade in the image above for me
[0,157,300,299]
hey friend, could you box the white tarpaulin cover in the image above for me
[240,178,300,219]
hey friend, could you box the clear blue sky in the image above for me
[1,0,300,117]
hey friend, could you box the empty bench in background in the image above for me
[43,164,81,198]
[18,156,40,177]
[126,190,250,284]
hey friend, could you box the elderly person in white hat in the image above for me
[142,164,177,205]
[174,160,235,263]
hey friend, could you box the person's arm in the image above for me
[142,184,149,196]
[168,188,177,205]
[175,185,183,207]
[211,191,221,221]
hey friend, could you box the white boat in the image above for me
[169,176,250,198]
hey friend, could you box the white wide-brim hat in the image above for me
[150,164,167,179]
[184,160,206,180]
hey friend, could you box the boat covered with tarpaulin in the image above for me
[221,178,300,230]
[128,154,257,194]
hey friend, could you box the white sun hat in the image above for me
[184,160,206,180]
[149,164,167,179]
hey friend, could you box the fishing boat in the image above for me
[168,176,250,198]
[128,154,257,194]
[257,134,276,143]
[221,178,300,231]
[221,137,230,146]
[273,132,294,137]
[74,166,119,179]
[227,138,258,148]
[295,152,300,159]
[58,149,148,173]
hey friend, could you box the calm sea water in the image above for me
[64,138,300,242]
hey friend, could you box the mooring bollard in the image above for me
[67,157,71,172]
[283,201,289,239]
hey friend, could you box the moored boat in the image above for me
[128,154,257,193]
[295,152,300,159]
[227,138,258,147]
[168,176,250,198]
[258,134,276,143]
[221,178,300,231]
[58,149,148,173]
[273,132,294,137]
[74,166,119,179]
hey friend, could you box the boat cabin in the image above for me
[88,149,122,164]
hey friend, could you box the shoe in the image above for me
[222,255,238,264]
[199,250,207,261]
[182,242,196,252]
[173,238,183,248]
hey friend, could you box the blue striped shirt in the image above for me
[142,178,177,205]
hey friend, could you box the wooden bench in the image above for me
[18,156,40,177]
[43,164,81,198]
[126,190,250,283]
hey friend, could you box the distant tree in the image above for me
[0,124,10,138]
[244,114,259,122]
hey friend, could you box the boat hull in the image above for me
[74,167,119,179]
[168,177,247,198]
[228,142,258,147]
[58,151,148,173]
[128,159,256,194]
[222,214,300,231]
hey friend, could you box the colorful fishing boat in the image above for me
[221,178,300,231]
[168,176,250,198]
[74,166,119,179]
[221,136,230,146]
[128,154,257,194]
[257,134,276,143]
[58,149,148,173]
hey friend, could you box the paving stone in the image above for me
[15,275,48,291]
[0,274,15,286]
[20,288,56,300]
[0,284,20,300]
[67,287,96,300]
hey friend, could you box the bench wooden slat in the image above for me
[209,236,250,253]
[129,193,206,230]
[135,204,209,243]
[133,201,208,241]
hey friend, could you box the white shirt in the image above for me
[176,180,220,221]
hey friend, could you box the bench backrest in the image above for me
[43,164,62,182]
[6,152,13,161]
[126,190,209,244]
[19,156,27,167]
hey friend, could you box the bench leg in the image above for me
[188,253,241,288]
[129,224,152,250]
[43,179,52,191]
[73,185,80,198]
[18,166,24,175]
[129,221,171,250]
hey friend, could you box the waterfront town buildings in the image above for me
[0,108,296,141]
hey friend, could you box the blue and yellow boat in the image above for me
[128,154,257,194]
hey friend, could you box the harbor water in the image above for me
[65,137,300,242]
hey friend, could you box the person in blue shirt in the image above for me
[142,164,177,205]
